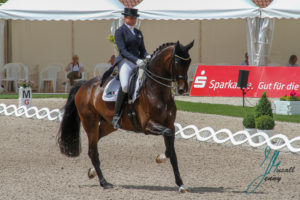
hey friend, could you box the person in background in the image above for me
[287,55,298,66]
[65,55,84,86]
[241,52,249,65]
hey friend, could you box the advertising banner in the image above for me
[190,65,300,98]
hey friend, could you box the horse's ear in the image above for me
[185,40,194,51]
[175,40,180,48]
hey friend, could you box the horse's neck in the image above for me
[143,53,173,102]
[149,51,172,78]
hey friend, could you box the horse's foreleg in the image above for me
[145,120,187,192]
[164,135,188,193]
[144,120,173,136]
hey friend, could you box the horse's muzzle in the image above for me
[177,80,188,94]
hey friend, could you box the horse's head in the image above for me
[171,40,194,94]
[146,41,194,95]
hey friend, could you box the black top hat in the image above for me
[122,8,139,17]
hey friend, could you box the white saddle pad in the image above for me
[102,77,140,103]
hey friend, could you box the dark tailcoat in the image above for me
[114,24,148,65]
[101,24,148,86]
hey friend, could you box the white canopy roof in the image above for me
[0,0,124,21]
[262,0,300,19]
[135,0,260,20]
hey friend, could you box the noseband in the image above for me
[143,46,191,89]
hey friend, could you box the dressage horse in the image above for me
[58,41,194,192]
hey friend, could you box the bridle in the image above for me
[170,47,191,82]
[143,46,191,89]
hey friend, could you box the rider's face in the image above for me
[124,16,137,26]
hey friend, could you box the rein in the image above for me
[143,46,190,89]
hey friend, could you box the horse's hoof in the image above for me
[178,185,188,193]
[102,182,114,189]
[156,154,167,164]
[88,168,96,179]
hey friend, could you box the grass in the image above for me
[175,100,300,123]
[1,94,299,123]
[0,93,68,99]
[175,100,254,118]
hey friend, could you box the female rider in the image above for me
[112,8,150,129]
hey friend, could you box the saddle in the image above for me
[102,67,143,132]
[102,67,141,103]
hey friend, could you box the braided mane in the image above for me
[151,42,176,57]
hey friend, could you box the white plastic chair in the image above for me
[39,65,62,93]
[94,63,111,77]
[65,71,85,93]
[0,63,29,93]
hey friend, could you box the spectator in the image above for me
[287,55,298,66]
[65,55,84,86]
[241,52,249,66]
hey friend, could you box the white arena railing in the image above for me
[0,104,62,121]
[1,103,300,153]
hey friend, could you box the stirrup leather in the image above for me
[112,115,121,129]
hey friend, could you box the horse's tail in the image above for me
[58,80,86,157]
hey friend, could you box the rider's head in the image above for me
[122,8,139,27]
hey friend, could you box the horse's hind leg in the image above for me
[164,135,188,193]
[88,121,115,179]
[80,114,113,189]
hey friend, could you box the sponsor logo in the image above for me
[193,70,207,88]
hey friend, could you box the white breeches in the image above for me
[119,59,138,93]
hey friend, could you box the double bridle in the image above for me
[143,47,191,89]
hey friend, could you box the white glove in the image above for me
[136,59,145,67]
[146,55,151,59]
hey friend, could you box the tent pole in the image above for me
[199,20,202,64]
[6,20,12,63]
[71,21,74,56]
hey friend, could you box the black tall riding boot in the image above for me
[112,88,127,129]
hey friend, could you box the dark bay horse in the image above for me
[58,41,194,192]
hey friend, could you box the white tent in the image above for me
[0,0,124,21]
[136,0,260,20]
[262,0,300,19]
[0,0,124,75]
[136,0,269,66]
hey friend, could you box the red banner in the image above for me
[189,65,300,98]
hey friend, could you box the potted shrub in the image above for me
[255,115,275,143]
[255,92,273,118]
[274,90,300,115]
[242,113,257,142]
